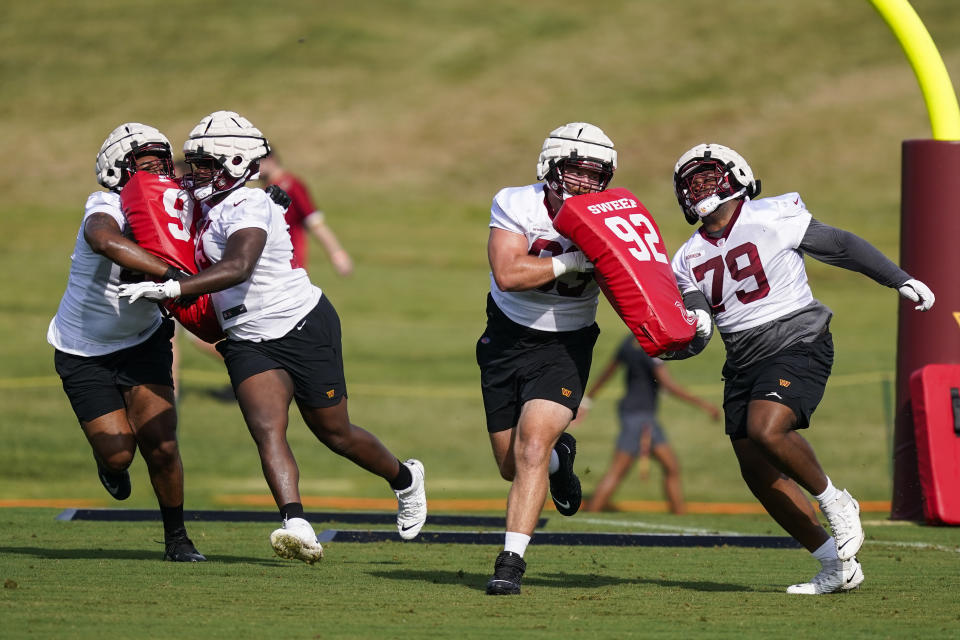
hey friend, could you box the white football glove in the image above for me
[118,279,182,303]
[898,278,935,312]
[686,309,713,339]
[551,250,594,277]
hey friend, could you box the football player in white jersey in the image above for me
[668,143,935,595]
[478,122,615,595]
[119,111,426,564]
[48,123,205,562]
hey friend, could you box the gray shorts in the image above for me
[616,410,666,456]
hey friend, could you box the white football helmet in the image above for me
[182,110,270,201]
[536,122,616,198]
[673,143,760,224]
[95,123,174,190]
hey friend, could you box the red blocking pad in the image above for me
[122,173,225,343]
[162,294,224,344]
[909,364,960,525]
[553,188,695,356]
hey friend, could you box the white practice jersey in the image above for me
[47,191,163,356]
[488,183,600,331]
[196,187,321,341]
[671,193,815,334]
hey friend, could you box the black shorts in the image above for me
[476,294,599,433]
[722,331,834,440]
[54,319,175,424]
[216,295,347,409]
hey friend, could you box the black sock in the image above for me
[389,460,412,491]
[280,502,304,521]
[160,504,186,541]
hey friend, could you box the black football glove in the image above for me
[265,184,292,209]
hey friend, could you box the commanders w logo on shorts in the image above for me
[561,388,572,397]
[779,379,791,387]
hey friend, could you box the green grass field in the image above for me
[2,1,960,638]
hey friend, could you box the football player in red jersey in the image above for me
[258,152,353,276]
[48,123,204,561]
[668,143,934,594]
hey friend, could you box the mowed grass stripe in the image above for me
[210,494,893,514]
[0,369,895,393]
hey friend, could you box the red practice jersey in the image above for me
[271,173,317,270]
[121,172,225,343]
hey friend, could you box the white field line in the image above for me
[864,540,960,553]
[580,517,960,552]
[578,517,746,536]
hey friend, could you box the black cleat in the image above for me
[549,432,581,516]
[164,535,207,562]
[486,550,526,595]
[97,463,131,501]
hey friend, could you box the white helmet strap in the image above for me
[694,187,747,217]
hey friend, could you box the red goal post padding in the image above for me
[909,364,960,525]
[553,187,695,356]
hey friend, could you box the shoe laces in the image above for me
[397,470,425,514]
[825,495,857,536]
[493,552,526,581]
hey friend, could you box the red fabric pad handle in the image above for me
[553,187,694,355]
[121,173,225,343]
[909,364,960,525]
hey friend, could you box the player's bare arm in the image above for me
[487,227,557,291]
[488,227,589,291]
[306,213,353,277]
[178,228,268,297]
[83,213,173,279]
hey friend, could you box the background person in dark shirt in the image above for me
[576,334,719,514]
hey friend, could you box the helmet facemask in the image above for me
[547,156,614,199]
[182,151,259,202]
[672,143,760,225]
[126,143,175,182]
[675,159,747,224]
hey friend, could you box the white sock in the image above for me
[814,476,841,506]
[504,531,531,557]
[812,538,838,566]
[548,449,560,475]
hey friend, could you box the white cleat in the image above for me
[395,459,427,540]
[821,489,865,560]
[270,517,323,565]
[786,557,864,595]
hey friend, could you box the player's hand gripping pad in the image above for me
[121,173,225,343]
[553,188,695,355]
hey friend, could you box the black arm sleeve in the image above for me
[799,218,909,288]
[659,289,712,361]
